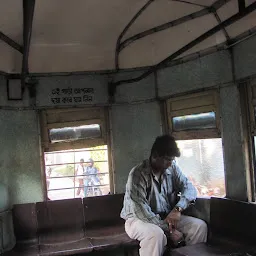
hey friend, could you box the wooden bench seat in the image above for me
[87,227,137,251]
[10,195,256,256]
[12,203,38,247]
[171,197,256,256]
[36,198,84,245]
[2,245,39,256]
[83,194,139,251]
[39,238,93,256]
[6,194,138,255]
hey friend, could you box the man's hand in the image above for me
[165,209,181,232]
[170,229,185,247]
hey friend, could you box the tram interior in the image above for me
[0,0,256,255]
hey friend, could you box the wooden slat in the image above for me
[171,129,220,140]
[104,107,114,194]
[252,85,256,102]
[170,90,215,101]
[248,84,256,133]
[47,119,101,129]
[166,90,220,138]
[213,89,221,132]
[45,107,100,114]
[46,108,102,124]
[170,105,215,118]
[170,94,214,112]
[40,107,107,152]
[44,138,106,152]
[39,110,50,149]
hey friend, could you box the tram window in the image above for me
[40,107,111,200]
[176,139,225,197]
[44,146,110,200]
[166,90,226,197]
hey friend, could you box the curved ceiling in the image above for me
[0,0,255,73]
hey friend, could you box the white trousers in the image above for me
[125,215,207,256]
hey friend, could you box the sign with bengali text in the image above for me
[50,87,94,105]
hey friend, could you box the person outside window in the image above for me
[45,157,52,191]
[84,158,102,196]
[76,158,85,197]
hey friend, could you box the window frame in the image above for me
[44,147,111,200]
[39,107,113,200]
[248,81,256,136]
[166,90,221,140]
[165,89,226,198]
[243,80,256,201]
[40,107,107,152]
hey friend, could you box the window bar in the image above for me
[46,148,107,154]
[45,160,107,167]
[47,172,109,180]
[48,184,109,191]
[45,147,110,199]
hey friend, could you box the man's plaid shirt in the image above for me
[120,159,197,229]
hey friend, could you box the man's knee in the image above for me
[125,219,167,244]
[140,224,167,247]
[137,226,167,256]
[189,217,207,233]
[150,227,167,245]
[195,219,208,235]
[189,218,208,244]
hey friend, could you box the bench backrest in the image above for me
[12,193,125,242]
[36,198,84,232]
[83,193,124,227]
[210,197,256,244]
[12,203,37,243]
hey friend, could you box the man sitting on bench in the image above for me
[121,135,207,256]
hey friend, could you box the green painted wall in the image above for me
[0,110,43,204]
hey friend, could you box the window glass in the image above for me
[176,138,225,197]
[49,124,101,143]
[45,145,110,200]
[172,112,216,132]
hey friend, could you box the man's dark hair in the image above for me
[150,135,180,158]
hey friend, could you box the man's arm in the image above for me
[172,163,197,210]
[94,167,99,174]
[127,170,167,229]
